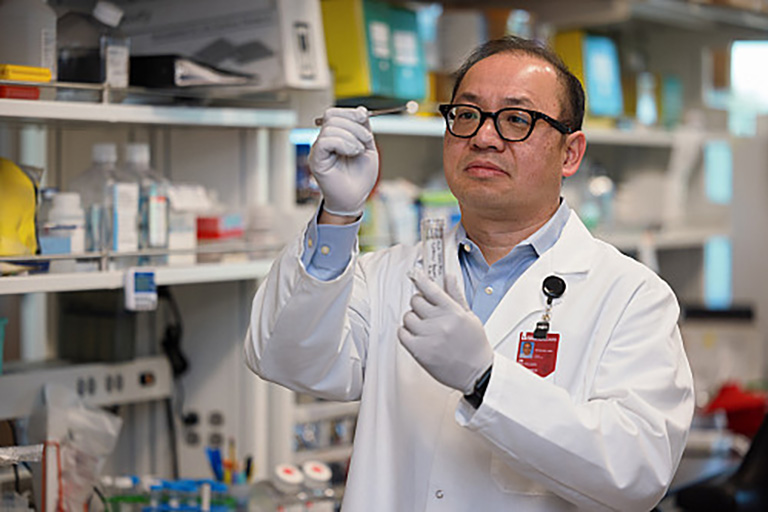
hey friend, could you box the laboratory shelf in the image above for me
[0,98,296,128]
[510,0,768,33]
[586,127,677,147]
[294,401,360,424]
[294,445,354,465]
[295,114,683,148]
[370,115,445,136]
[368,114,679,147]
[0,260,274,295]
[594,225,728,252]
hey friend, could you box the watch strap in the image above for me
[464,365,493,409]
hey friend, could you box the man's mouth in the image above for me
[464,160,508,177]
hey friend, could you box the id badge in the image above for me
[517,332,560,378]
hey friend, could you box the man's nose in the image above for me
[472,116,503,149]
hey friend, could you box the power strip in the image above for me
[0,356,172,421]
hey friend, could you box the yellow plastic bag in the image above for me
[0,156,41,257]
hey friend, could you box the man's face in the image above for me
[522,342,532,355]
[443,52,580,221]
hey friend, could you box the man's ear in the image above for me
[562,131,587,178]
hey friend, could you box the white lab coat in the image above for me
[245,211,694,512]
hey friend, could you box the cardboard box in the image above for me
[119,0,330,92]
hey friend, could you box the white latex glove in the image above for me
[398,269,495,395]
[309,107,379,217]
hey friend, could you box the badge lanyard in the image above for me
[517,276,566,378]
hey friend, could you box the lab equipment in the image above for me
[313,100,419,126]
[420,217,445,289]
[124,268,157,312]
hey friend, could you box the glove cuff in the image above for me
[464,365,493,409]
[321,201,364,218]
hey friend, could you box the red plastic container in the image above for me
[705,382,768,438]
[0,85,40,100]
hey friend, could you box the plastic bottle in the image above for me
[69,143,139,268]
[0,0,57,76]
[636,72,658,127]
[123,143,169,264]
[46,191,86,254]
[57,1,129,87]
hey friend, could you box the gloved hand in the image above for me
[309,107,379,217]
[398,270,495,395]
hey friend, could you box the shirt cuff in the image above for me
[301,208,361,281]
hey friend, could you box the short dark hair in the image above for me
[450,36,585,132]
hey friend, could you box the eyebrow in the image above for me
[455,92,536,108]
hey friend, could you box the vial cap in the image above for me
[301,461,332,489]
[272,463,304,493]
[92,143,117,164]
[93,1,124,27]
[125,143,151,166]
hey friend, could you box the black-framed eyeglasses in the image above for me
[438,104,573,143]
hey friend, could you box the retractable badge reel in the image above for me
[534,275,566,339]
[517,276,565,378]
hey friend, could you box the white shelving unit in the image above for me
[0,96,298,482]
[0,260,275,295]
[0,98,296,128]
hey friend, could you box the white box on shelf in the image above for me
[120,0,330,93]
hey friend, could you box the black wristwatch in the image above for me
[464,365,493,409]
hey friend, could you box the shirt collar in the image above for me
[455,199,571,259]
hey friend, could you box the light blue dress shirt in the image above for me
[301,200,571,323]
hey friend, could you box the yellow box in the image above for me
[321,0,395,98]
[0,64,52,83]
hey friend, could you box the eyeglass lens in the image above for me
[447,105,533,141]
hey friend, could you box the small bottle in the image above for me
[123,143,170,264]
[46,192,86,254]
[44,191,86,273]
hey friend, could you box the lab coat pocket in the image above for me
[490,453,549,495]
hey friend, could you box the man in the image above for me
[245,35,694,511]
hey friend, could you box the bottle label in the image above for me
[105,44,129,88]
[41,28,56,75]
[148,195,168,248]
[112,183,139,252]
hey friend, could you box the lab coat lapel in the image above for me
[484,212,597,348]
